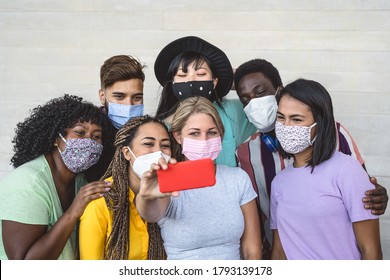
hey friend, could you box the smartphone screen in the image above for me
[158,158,216,193]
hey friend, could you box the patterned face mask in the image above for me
[57,133,103,173]
[172,80,216,102]
[275,122,317,154]
[182,136,222,161]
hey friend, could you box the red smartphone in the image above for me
[158,158,216,193]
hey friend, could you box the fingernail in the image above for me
[105,187,111,191]
[105,181,112,185]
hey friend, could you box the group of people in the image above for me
[0,35,387,260]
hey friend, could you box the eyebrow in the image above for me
[73,123,102,132]
[141,137,170,142]
[141,137,156,141]
[178,66,208,71]
[111,91,144,97]
[187,127,218,131]
[277,111,305,118]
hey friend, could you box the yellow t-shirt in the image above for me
[79,177,149,259]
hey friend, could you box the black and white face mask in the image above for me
[172,80,216,102]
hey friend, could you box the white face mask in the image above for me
[275,122,317,154]
[243,95,278,133]
[127,148,171,178]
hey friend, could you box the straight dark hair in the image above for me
[154,51,221,120]
[276,79,337,171]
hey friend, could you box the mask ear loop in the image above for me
[126,146,138,168]
[275,86,283,98]
[56,133,67,154]
[127,146,137,160]
[58,132,67,143]
[309,123,318,145]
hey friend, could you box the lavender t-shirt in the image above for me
[270,151,377,259]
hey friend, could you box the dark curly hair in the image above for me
[234,58,283,92]
[11,94,114,173]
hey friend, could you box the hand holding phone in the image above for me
[157,158,216,193]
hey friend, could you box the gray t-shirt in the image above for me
[158,165,257,260]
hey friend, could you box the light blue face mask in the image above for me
[107,102,144,129]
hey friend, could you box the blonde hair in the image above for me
[170,96,224,161]
[102,115,167,260]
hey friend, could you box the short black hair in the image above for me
[11,94,114,177]
[234,58,283,92]
[276,79,337,171]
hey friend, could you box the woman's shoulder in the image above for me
[330,151,363,171]
[217,98,244,114]
[0,155,52,190]
[217,164,249,179]
[81,195,110,220]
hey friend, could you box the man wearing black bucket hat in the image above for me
[154,36,256,167]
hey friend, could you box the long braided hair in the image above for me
[102,115,167,260]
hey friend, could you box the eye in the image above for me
[276,115,285,121]
[292,118,303,123]
[161,143,171,149]
[112,94,125,100]
[75,130,85,136]
[208,130,219,136]
[133,95,143,102]
[255,90,267,97]
[142,142,154,147]
[176,70,187,77]
[92,134,102,141]
[189,132,200,136]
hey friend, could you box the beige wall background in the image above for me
[0,0,389,259]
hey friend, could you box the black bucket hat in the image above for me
[154,36,233,99]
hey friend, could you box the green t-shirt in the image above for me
[0,155,87,260]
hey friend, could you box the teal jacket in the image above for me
[214,99,257,167]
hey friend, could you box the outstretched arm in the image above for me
[136,158,178,223]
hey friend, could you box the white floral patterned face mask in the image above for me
[57,133,103,173]
[275,122,317,154]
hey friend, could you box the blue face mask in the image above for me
[107,102,144,129]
